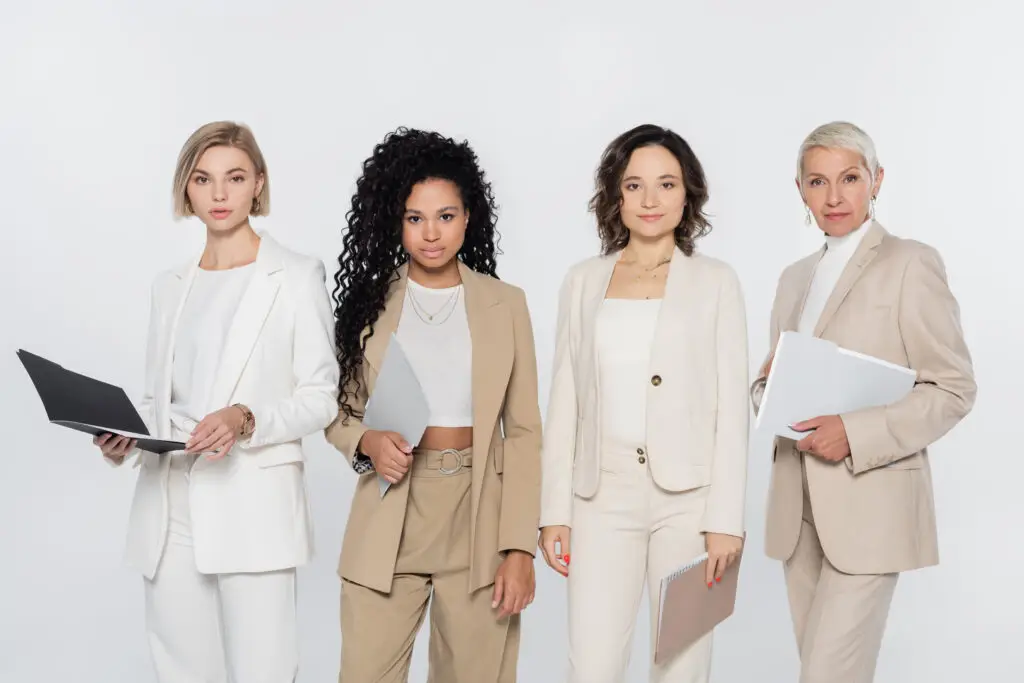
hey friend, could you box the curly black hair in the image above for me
[332,127,501,421]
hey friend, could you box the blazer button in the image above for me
[638,455,646,464]
[651,375,662,386]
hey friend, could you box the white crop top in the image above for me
[595,297,662,447]
[395,278,473,427]
[170,263,255,427]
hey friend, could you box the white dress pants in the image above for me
[567,445,714,683]
[144,454,299,683]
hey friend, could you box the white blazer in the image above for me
[108,232,339,579]
[539,247,750,537]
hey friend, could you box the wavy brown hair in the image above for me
[589,124,711,256]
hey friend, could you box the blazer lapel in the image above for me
[460,262,512,452]
[580,253,618,395]
[154,259,200,439]
[812,221,885,337]
[650,246,697,374]
[204,236,283,413]
[363,265,408,376]
[784,253,822,333]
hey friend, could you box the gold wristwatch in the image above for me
[233,403,255,438]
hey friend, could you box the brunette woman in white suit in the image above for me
[538,124,750,683]
[93,121,339,683]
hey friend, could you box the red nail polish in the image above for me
[708,582,713,588]
[715,577,721,583]
[563,553,571,564]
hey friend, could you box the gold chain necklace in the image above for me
[406,285,460,325]
[622,255,672,282]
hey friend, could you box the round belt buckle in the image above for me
[438,448,464,475]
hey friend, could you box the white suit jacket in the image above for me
[539,247,750,537]
[108,232,339,578]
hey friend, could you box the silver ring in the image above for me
[438,448,464,475]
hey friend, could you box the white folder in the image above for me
[362,333,430,496]
[755,331,916,441]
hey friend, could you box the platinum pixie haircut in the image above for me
[797,121,880,180]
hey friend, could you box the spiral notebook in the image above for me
[654,548,743,665]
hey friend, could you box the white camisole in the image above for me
[595,297,662,449]
[169,264,255,429]
[395,278,473,427]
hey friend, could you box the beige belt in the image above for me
[411,447,473,476]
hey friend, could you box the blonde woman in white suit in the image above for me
[538,123,750,683]
[93,121,339,683]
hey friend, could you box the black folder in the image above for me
[17,349,186,454]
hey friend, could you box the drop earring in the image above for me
[804,205,812,225]
[870,196,877,220]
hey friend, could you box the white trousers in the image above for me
[567,444,714,683]
[144,454,299,683]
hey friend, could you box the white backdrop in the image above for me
[3,1,1022,681]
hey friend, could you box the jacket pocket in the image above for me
[884,454,923,470]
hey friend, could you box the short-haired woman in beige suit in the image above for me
[538,123,751,682]
[752,121,977,683]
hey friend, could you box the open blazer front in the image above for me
[539,246,751,537]
[326,260,543,594]
[114,232,340,579]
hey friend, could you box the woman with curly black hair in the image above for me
[538,124,750,682]
[325,127,543,682]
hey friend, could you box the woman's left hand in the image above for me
[186,406,246,458]
[705,532,743,586]
[492,550,535,619]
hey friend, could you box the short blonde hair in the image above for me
[797,121,880,180]
[172,121,270,218]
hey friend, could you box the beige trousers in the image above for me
[784,456,899,683]
[339,447,519,683]
[567,443,714,683]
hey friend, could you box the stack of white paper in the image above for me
[362,333,430,496]
[756,331,916,441]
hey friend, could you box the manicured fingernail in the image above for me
[708,582,713,588]
[716,577,721,583]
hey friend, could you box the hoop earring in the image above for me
[804,205,812,225]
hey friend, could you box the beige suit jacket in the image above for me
[756,221,976,574]
[325,261,543,594]
[540,247,750,537]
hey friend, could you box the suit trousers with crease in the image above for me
[567,441,714,683]
[144,452,299,683]
[784,454,899,683]
[339,447,520,683]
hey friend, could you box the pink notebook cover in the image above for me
[654,549,743,665]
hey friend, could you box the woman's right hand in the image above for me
[539,525,571,577]
[359,430,413,484]
[94,433,137,463]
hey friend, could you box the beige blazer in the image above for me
[325,261,543,594]
[756,221,976,574]
[540,247,751,537]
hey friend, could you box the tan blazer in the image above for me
[756,221,976,574]
[325,261,543,594]
[540,247,751,537]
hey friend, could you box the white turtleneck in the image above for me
[797,219,871,334]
